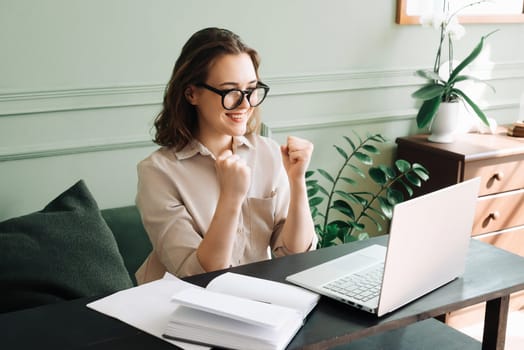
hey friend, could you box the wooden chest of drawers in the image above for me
[396,129,524,256]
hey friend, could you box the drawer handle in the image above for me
[492,172,504,181]
[488,211,500,221]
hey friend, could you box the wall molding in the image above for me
[0,136,155,162]
[1,63,522,161]
[268,99,520,131]
[0,112,411,162]
[0,84,166,116]
[0,99,519,162]
[1,62,523,116]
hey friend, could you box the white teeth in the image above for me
[227,114,244,120]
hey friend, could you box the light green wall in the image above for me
[1,0,523,220]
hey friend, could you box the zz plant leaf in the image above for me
[307,133,430,248]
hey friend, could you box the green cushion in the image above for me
[0,180,133,313]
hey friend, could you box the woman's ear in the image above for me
[185,86,198,105]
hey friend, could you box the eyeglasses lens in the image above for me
[223,87,267,110]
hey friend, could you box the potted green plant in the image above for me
[411,0,497,143]
[307,132,429,248]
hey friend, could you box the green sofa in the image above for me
[0,180,152,313]
[100,205,152,286]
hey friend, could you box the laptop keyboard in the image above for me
[323,263,385,302]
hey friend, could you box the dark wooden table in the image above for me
[2,236,523,350]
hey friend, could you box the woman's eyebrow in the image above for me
[219,80,258,87]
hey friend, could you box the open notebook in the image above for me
[287,177,480,317]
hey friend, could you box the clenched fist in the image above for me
[280,136,314,182]
[215,149,251,201]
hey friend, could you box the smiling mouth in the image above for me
[226,113,246,122]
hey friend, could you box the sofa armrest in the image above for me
[101,206,151,285]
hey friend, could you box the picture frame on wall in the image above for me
[396,0,524,24]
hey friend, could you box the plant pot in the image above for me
[428,101,460,143]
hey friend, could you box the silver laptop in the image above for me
[286,177,480,317]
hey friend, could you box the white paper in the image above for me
[87,276,209,350]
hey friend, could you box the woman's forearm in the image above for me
[279,179,316,253]
[196,195,242,271]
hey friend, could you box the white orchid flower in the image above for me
[419,11,446,30]
[445,17,466,40]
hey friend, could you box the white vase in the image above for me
[428,102,460,143]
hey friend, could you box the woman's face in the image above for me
[190,53,258,144]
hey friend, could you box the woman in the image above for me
[135,27,317,283]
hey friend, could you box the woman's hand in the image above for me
[215,150,251,201]
[280,136,314,182]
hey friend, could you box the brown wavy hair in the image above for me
[153,27,262,150]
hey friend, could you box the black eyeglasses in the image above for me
[196,82,270,110]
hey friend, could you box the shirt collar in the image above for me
[175,135,254,160]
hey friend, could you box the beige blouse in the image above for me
[135,133,316,284]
